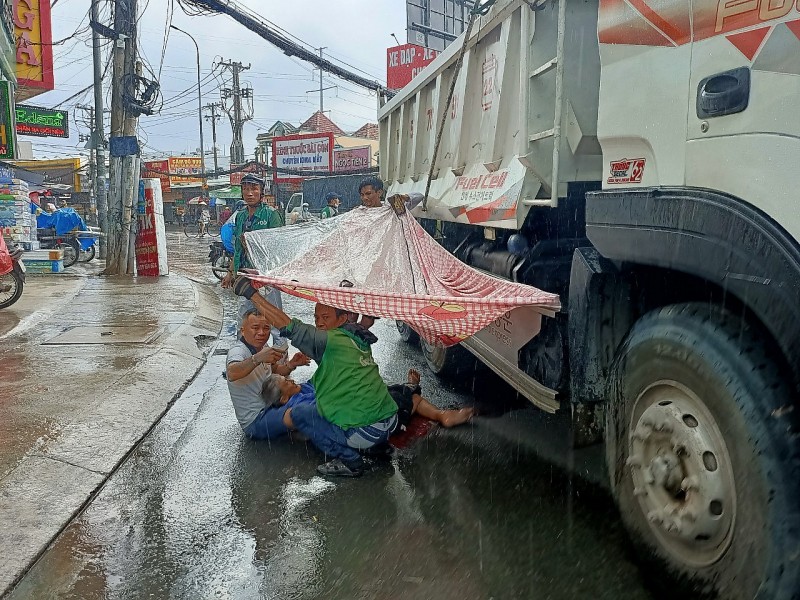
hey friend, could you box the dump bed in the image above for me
[378,0,602,230]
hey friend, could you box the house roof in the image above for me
[352,122,379,140]
[299,111,346,136]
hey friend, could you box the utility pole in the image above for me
[203,102,222,174]
[307,48,335,114]
[219,60,252,164]
[76,104,96,225]
[91,0,108,259]
[106,0,139,275]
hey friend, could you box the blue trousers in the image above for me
[290,403,398,468]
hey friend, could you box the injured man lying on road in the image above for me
[226,276,474,478]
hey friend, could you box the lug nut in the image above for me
[647,510,663,524]
[633,487,647,497]
[681,476,699,491]
[626,455,642,468]
[643,467,655,484]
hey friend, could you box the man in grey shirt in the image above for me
[227,308,310,439]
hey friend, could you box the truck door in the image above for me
[686,0,800,240]
[596,0,693,188]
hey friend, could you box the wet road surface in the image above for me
[8,231,657,600]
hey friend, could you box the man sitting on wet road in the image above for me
[226,309,310,440]
[233,277,398,478]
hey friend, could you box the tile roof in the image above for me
[299,111,346,136]
[352,122,379,140]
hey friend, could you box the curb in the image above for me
[0,275,223,598]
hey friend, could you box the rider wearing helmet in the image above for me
[222,172,282,289]
[320,192,341,219]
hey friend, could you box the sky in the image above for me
[30,0,407,162]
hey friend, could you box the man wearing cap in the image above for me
[320,192,340,219]
[222,173,286,345]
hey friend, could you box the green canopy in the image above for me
[210,185,242,199]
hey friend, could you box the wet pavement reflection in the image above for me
[8,230,656,600]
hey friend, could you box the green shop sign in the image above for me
[0,81,14,159]
[15,104,69,138]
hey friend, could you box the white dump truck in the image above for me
[378,0,800,597]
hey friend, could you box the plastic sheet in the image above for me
[0,234,12,275]
[244,206,560,346]
[36,208,88,236]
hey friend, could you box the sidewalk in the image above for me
[0,266,222,596]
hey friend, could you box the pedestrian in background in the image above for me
[320,192,341,218]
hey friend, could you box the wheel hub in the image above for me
[627,382,736,566]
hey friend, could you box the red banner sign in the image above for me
[386,43,438,90]
[142,160,170,192]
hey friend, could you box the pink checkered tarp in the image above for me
[243,206,561,347]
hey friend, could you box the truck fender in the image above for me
[585,187,800,387]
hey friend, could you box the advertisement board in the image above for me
[142,160,170,192]
[14,0,55,100]
[387,43,439,90]
[135,178,168,276]
[271,132,334,184]
[230,163,270,186]
[167,156,202,186]
[11,157,82,191]
[15,104,68,138]
[333,145,372,172]
[0,82,15,159]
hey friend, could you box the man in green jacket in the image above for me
[233,276,398,478]
[222,174,285,343]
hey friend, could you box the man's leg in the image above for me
[412,395,474,428]
[289,403,365,473]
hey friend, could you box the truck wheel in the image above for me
[395,320,419,344]
[421,339,471,377]
[606,303,800,599]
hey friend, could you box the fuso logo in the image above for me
[607,158,646,184]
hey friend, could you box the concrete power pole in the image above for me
[307,48,335,114]
[219,60,252,165]
[106,0,139,275]
[91,0,108,259]
[203,102,222,174]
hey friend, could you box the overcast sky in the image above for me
[31,0,407,161]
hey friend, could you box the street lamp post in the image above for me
[170,25,207,198]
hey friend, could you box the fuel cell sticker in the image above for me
[607,158,646,184]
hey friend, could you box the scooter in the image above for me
[208,241,232,281]
[0,235,25,309]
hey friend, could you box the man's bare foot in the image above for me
[439,407,474,428]
[407,369,421,387]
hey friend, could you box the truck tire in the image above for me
[395,320,420,344]
[606,303,800,599]
[421,339,471,378]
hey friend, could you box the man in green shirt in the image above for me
[320,192,340,219]
[233,276,398,478]
[222,174,285,343]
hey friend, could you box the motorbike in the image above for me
[208,240,232,280]
[0,235,25,309]
[209,214,236,280]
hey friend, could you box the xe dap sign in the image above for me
[15,105,68,138]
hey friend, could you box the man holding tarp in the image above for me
[233,277,398,478]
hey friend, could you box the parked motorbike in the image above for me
[0,235,25,309]
[36,227,81,268]
[208,241,232,281]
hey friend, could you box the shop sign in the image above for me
[387,43,438,90]
[0,82,16,159]
[333,145,372,172]
[14,104,67,137]
[142,159,170,192]
[271,132,333,183]
[168,156,202,186]
[14,0,55,98]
